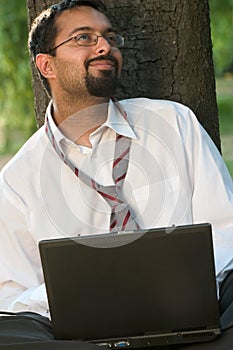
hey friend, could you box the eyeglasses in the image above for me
[50,33,124,51]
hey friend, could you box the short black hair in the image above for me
[28,0,107,96]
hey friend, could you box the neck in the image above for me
[51,95,110,148]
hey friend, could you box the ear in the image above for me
[36,54,56,80]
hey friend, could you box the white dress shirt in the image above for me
[0,98,232,316]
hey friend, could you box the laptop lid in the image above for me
[39,223,220,347]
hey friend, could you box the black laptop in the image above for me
[39,223,221,348]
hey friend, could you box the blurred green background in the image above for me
[0,0,232,176]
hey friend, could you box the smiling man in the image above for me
[0,0,233,348]
[34,1,123,139]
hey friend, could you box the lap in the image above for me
[0,312,99,350]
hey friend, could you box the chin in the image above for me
[85,74,119,98]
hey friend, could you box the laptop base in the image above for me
[92,329,221,348]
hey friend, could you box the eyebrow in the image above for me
[68,26,115,37]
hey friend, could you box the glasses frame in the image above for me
[50,33,124,52]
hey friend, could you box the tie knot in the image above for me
[97,185,124,208]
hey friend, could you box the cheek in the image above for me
[73,51,90,70]
[114,50,123,75]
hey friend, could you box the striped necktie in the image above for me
[45,102,139,232]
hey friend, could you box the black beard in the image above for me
[85,70,119,98]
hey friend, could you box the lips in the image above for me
[88,60,116,70]
[85,55,118,71]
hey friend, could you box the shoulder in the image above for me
[120,97,194,120]
[120,97,189,111]
[0,126,48,186]
[119,97,198,130]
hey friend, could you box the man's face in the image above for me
[49,6,123,99]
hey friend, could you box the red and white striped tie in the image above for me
[45,103,139,232]
[92,134,139,232]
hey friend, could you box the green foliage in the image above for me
[209,1,233,177]
[0,0,36,153]
[209,0,233,76]
[216,78,233,177]
[218,98,233,135]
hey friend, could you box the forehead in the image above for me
[55,6,113,37]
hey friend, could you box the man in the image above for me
[0,0,233,348]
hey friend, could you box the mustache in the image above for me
[85,55,118,70]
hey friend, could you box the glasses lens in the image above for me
[65,34,124,48]
[76,33,97,46]
[106,34,124,48]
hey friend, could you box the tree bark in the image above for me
[27,0,53,128]
[27,0,221,150]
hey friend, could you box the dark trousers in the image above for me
[1,271,233,350]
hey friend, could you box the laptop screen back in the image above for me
[39,223,220,345]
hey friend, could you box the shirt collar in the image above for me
[46,100,69,147]
[45,99,137,152]
[96,99,137,139]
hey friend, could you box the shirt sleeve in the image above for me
[7,283,49,317]
[184,107,233,285]
[0,172,48,316]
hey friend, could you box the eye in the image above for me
[76,33,94,44]
[106,34,118,46]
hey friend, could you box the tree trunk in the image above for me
[27,0,53,128]
[27,0,221,150]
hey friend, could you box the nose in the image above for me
[94,35,112,55]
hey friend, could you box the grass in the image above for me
[216,78,233,177]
